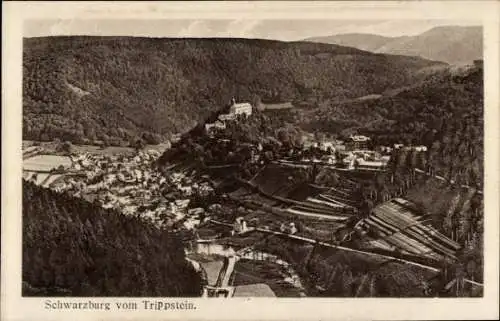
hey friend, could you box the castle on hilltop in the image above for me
[229,97,252,116]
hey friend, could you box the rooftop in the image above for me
[349,135,371,142]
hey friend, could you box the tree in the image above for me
[360,198,374,218]
[59,141,73,154]
[276,128,291,145]
[132,137,145,151]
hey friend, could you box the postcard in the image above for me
[2,1,499,320]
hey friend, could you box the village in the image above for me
[22,98,476,298]
[22,98,435,239]
[22,144,218,230]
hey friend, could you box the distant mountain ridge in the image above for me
[304,26,482,65]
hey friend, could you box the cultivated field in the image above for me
[22,140,170,156]
[23,155,71,172]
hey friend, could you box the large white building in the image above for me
[229,98,252,116]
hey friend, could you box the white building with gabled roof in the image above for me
[229,98,252,116]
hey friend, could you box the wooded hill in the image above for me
[309,63,484,186]
[22,181,202,296]
[23,36,444,146]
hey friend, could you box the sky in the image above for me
[24,19,481,40]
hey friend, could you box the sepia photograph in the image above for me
[2,1,499,321]
[21,17,485,298]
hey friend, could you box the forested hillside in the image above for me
[23,36,443,146]
[22,181,202,296]
[309,63,483,186]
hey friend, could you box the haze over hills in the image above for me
[23,36,444,146]
[304,26,482,65]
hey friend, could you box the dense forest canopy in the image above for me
[22,181,202,296]
[23,36,444,145]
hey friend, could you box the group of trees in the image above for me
[22,181,202,296]
[23,36,441,146]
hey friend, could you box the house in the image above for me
[335,144,346,152]
[205,120,226,134]
[134,169,143,180]
[303,141,319,149]
[343,152,387,170]
[175,199,190,208]
[214,120,226,130]
[233,217,249,234]
[379,146,393,154]
[350,135,370,141]
[171,134,182,143]
[380,155,391,163]
[319,141,335,152]
[414,145,428,152]
[183,218,201,230]
[218,113,236,122]
[347,135,371,150]
[229,98,252,116]
[280,222,297,234]
[188,208,205,216]
[355,159,386,170]
[321,155,336,164]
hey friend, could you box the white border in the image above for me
[2,2,499,321]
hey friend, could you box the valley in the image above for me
[21,34,484,298]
